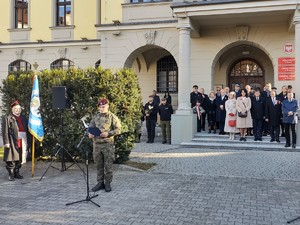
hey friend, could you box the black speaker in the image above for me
[52,86,67,109]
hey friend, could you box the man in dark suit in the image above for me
[144,95,158,143]
[251,89,265,141]
[282,92,298,148]
[190,85,202,108]
[277,85,288,137]
[199,88,209,131]
[216,89,228,135]
[265,91,282,143]
[234,83,241,98]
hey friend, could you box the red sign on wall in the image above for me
[278,57,295,81]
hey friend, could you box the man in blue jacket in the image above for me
[282,92,299,148]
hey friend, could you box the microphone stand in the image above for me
[66,129,100,207]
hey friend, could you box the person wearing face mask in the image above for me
[2,100,30,181]
[88,98,122,192]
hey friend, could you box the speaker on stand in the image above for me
[40,86,84,181]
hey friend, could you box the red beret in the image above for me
[97,98,109,107]
[11,100,21,108]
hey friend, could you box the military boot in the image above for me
[91,182,105,192]
[105,183,112,192]
[14,168,23,179]
[6,168,14,181]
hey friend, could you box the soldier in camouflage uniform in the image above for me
[88,98,121,192]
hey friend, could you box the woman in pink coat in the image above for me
[236,89,253,141]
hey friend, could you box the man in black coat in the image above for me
[265,91,282,142]
[190,85,202,108]
[277,85,288,137]
[216,89,228,135]
[234,83,241,98]
[152,90,160,106]
[251,89,265,141]
[144,95,158,143]
[158,98,173,144]
[199,88,209,131]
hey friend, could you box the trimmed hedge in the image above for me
[0,67,143,162]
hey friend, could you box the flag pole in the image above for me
[32,137,35,177]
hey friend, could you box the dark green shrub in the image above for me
[0,67,143,162]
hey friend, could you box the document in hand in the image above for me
[88,127,101,137]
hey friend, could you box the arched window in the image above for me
[8,60,31,72]
[228,58,264,90]
[50,59,74,70]
[157,55,178,93]
[95,59,101,68]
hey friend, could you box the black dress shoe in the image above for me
[254,138,257,141]
[276,140,280,143]
[239,137,243,141]
[208,130,211,133]
[258,138,262,141]
[285,144,291,148]
[162,141,167,144]
[92,182,105,192]
[146,140,151,143]
[292,144,296,148]
[105,183,112,192]
[243,137,246,141]
[270,139,275,142]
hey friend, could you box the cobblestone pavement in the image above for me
[1,138,300,225]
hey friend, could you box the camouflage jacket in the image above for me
[89,111,121,143]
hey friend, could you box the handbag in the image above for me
[238,111,247,118]
[228,120,236,127]
[238,101,248,118]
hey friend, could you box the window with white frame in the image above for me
[15,0,29,28]
[57,0,72,26]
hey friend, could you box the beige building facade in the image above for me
[0,0,300,144]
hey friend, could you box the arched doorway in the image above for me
[228,58,264,90]
[212,41,274,92]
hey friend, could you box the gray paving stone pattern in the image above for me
[1,139,300,225]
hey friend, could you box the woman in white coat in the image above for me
[224,92,239,140]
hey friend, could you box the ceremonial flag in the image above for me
[28,75,44,141]
[28,75,44,177]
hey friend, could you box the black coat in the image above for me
[215,95,227,122]
[251,96,265,120]
[144,102,158,121]
[158,104,173,121]
[190,91,202,108]
[199,93,209,111]
[207,98,217,124]
[265,97,282,126]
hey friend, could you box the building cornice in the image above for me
[172,0,298,17]
[95,20,178,31]
[0,39,101,49]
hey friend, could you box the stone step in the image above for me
[180,132,300,151]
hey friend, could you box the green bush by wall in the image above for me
[0,67,143,162]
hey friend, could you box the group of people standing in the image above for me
[191,83,299,148]
[143,90,173,144]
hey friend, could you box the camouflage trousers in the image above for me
[93,142,115,184]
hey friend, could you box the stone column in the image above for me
[294,16,300,146]
[177,24,191,112]
[171,17,196,145]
